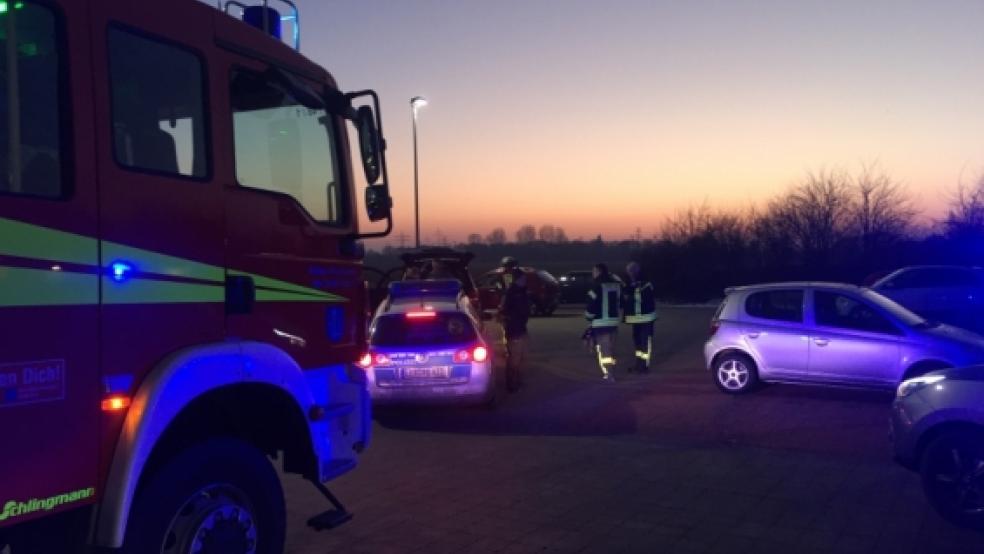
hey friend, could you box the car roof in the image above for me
[724,281,864,295]
[885,265,983,272]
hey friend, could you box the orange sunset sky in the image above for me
[294,0,984,244]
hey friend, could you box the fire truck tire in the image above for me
[120,437,285,554]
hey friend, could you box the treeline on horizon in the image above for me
[370,166,984,302]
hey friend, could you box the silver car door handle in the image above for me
[814,338,829,347]
[746,332,760,339]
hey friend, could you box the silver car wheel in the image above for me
[717,359,749,390]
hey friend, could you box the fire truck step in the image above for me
[306,479,354,531]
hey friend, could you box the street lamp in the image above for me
[410,96,428,249]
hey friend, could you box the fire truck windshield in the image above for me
[230,68,347,226]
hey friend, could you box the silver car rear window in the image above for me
[744,290,804,323]
[371,312,478,347]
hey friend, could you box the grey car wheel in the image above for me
[921,429,984,529]
[713,353,758,394]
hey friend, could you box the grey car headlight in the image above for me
[896,374,946,399]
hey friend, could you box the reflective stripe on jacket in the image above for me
[585,278,621,328]
[623,280,657,324]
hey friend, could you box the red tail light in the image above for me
[358,353,373,368]
[473,345,489,362]
[406,310,436,319]
[710,320,721,337]
[374,353,391,366]
[454,345,489,364]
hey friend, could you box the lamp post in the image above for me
[410,96,428,249]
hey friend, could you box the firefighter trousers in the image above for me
[631,321,654,372]
[505,334,528,391]
[592,327,617,377]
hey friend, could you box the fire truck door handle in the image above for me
[226,275,256,315]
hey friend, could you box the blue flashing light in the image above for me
[103,374,134,395]
[389,279,461,298]
[110,262,134,282]
[243,6,282,40]
[325,306,345,342]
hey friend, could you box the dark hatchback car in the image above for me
[559,270,593,303]
[477,267,561,316]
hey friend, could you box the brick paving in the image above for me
[283,307,984,553]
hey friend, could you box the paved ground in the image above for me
[282,307,984,553]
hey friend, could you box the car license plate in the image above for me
[405,366,449,379]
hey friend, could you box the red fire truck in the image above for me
[0,0,392,552]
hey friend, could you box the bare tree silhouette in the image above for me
[485,227,507,245]
[852,163,917,255]
[515,225,537,243]
[945,172,984,239]
[768,169,853,269]
[554,227,569,243]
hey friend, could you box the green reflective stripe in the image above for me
[0,217,97,265]
[0,216,350,305]
[229,270,347,302]
[255,289,346,303]
[102,242,224,283]
[102,277,224,304]
[0,266,98,306]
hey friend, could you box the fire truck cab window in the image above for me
[108,27,207,178]
[0,3,64,199]
[230,69,345,225]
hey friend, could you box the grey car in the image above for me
[872,265,984,333]
[704,282,984,394]
[892,367,984,528]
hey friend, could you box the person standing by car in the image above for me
[622,261,657,373]
[499,268,531,392]
[498,256,519,289]
[585,263,621,381]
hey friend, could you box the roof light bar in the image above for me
[389,279,461,299]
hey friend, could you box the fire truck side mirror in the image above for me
[356,106,382,185]
[365,185,392,222]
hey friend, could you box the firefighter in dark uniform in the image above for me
[585,263,621,381]
[498,256,518,289]
[622,261,657,373]
[494,256,520,354]
[498,268,531,392]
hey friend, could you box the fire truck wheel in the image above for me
[121,437,285,554]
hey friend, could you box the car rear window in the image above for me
[371,312,478,347]
[744,290,803,323]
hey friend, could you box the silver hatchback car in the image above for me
[704,282,984,394]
